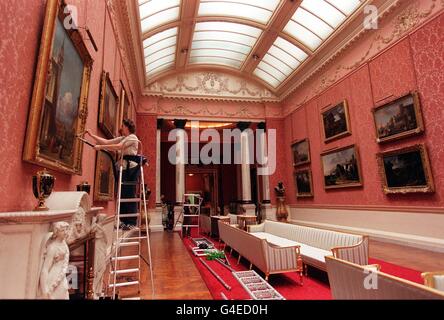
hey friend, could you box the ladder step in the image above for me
[111,255,139,261]
[183,214,199,217]
[125,236,147,240]
[121,182,139,186]
[119,213,140,218]
[109,281,139,288]
[122,297,141,300]
[119,241,139,247]
[111,268,139,274]
[120,198,141,203]
[182,225,199,227]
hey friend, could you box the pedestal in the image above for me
[276,197,288,222]
[240,203,256,216]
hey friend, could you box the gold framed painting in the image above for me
[119,81,130,125]
[93,151,115,201]
[321,100,351,143]
[98,71,119,138]
[294,169,314,197]
[377,144,434,194]
[23,0,93,175]
[291,138,311,166]
[372,91,424,143]
[321,144,363,189]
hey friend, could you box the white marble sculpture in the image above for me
[91,214,108,299]
[67,207,87,244]
[38,221,71,299]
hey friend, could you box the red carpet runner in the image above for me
[182,233,423,300]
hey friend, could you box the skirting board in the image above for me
[288,219,444,253]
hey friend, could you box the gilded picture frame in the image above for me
[321,144,363,189]
[98,71,119,138]
[377,144,434,194]
[22,0,93,175]
[372,91,424,143]
[93,151,115,201]
[294,169,314,198]
[321,100,351,143]
[119,81,130,124]
[291,138,311,166]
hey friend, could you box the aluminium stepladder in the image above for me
[174,193,203,238]
[106,142,155,300]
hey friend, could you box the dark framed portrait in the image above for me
[377,144,434,194]
[321,144,362,189]
[294,169,313,197]
[93,151,115,201]
[291,139,311,166]
[23,0,93,175]
[98,71,119,138]
[321,100,351,143]
[372,91,424,143]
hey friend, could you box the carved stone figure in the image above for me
[91,214,108,299]
[39,221,70,299]
[274,181,288,222]
[67,207,87,244]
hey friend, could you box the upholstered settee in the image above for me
[218,221,303,282]
[326,256,444,299]
[247,220,368,272]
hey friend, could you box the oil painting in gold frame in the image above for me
[93,151,115,201]
[377,144,434,194]
[321,100,351,143]
[98,71,119,138]
[23,0,93,175]
[294,169,314,198]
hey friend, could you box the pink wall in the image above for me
[282,12,444,208]
[0,0,138,213]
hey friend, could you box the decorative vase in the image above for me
[76,181,91,194]
[32,168,55,211]
[276,196,288,222]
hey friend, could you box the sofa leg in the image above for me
[230,248,233,256]
[299,272,304,286]
[237,255,242,265]
[304,264,308,276]
[249,263,253,270]
[265,274,269,282]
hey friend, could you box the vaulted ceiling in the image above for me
[134,0,370,98]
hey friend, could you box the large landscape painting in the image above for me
[23,0,92,174]
[321,145,362,189]
[377,144,434,194]
[373,92,424,143]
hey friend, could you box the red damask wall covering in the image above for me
[0,0,138,213]
[282,11,444,208]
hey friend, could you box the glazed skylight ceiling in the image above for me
[190,22,262,69]
[138,0,366,90]
[198,0,280,25]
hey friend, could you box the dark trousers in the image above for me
[120,165,140,226]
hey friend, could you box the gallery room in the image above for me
[0,0,443,302]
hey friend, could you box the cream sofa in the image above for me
[218,221,303,282]
[247,220,368,272]
[326,256,444,299]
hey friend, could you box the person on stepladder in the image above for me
[85,119,141,230]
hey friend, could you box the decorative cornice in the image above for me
[144,71,279,103]
[156,104,264,119]
[281,0,443,111]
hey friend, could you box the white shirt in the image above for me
[109,134,139,168]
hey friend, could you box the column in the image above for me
[153,118,164,232]
[237,122,256,216]
[174,119,187,230]
[257,122,273,220]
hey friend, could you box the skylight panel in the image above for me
[326,0,362,15]
[253,68,280,88]
[274,37,308,62]
[190,22,262,69]
[284,20,322,50]
[198,0,280,25]
[189,56,242,68]
[144,27,178,77]
[300,0,345,28]
[293,8,334,39]
[256,61,286,82]
[139,0,180,33]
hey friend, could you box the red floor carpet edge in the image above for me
[182,233,424,300]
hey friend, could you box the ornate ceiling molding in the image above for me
[144,71,279,103]
[281,0,443,105]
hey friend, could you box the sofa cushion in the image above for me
[263,220,362,251]
[250,232,331,267]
